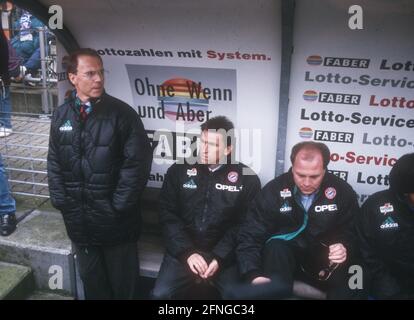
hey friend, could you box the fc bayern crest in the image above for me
[325,187,336,200]
[228,171,239,183]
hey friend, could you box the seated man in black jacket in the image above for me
[237,141,364,299]
[152,116,261,299]
[357,153,414,299]
[47,48,153,299]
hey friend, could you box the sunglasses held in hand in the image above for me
[301,241,340,281]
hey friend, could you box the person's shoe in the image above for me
[0,213,17,236]
[0,127,13,138]
[20,65,27,78]
[24,73,37,87]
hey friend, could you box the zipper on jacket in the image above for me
[79,118,90,246]
[292,187,324,243]
[200,173,211,232]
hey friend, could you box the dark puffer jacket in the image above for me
[47,91,153,246]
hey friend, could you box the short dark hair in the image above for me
[63,48,103,76]
[290,141,331,169]
[389,153,414,195]
[200,116,235,147]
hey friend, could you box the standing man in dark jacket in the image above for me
[152,116,261,299]
[357,153,414,299]
[47,48,153,299]
[237,141,362,299]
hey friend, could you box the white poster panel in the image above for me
[125,64,237,186]
[286,0,414,203]
[52,0,282,187]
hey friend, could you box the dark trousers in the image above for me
[24,47,41,71]
[262,240,366,300]
[151,253,239,299]
[74,242,139,300]
[371,271,414,299]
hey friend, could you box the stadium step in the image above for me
[0,210,76,297]
[25,290,74,300]
[0,261,34,300]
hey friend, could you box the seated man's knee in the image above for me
[263,239,291,257]
[151,281,175,300]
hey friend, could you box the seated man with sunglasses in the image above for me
[237,141,364,299]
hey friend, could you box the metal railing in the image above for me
[10,27,57,114]
[1,114,51,199]
[1,20,58,199]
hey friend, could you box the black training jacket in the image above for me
[47,91,153,246]
[159,162,260,265]
[237,169,359,279]
[358,189,414,298]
